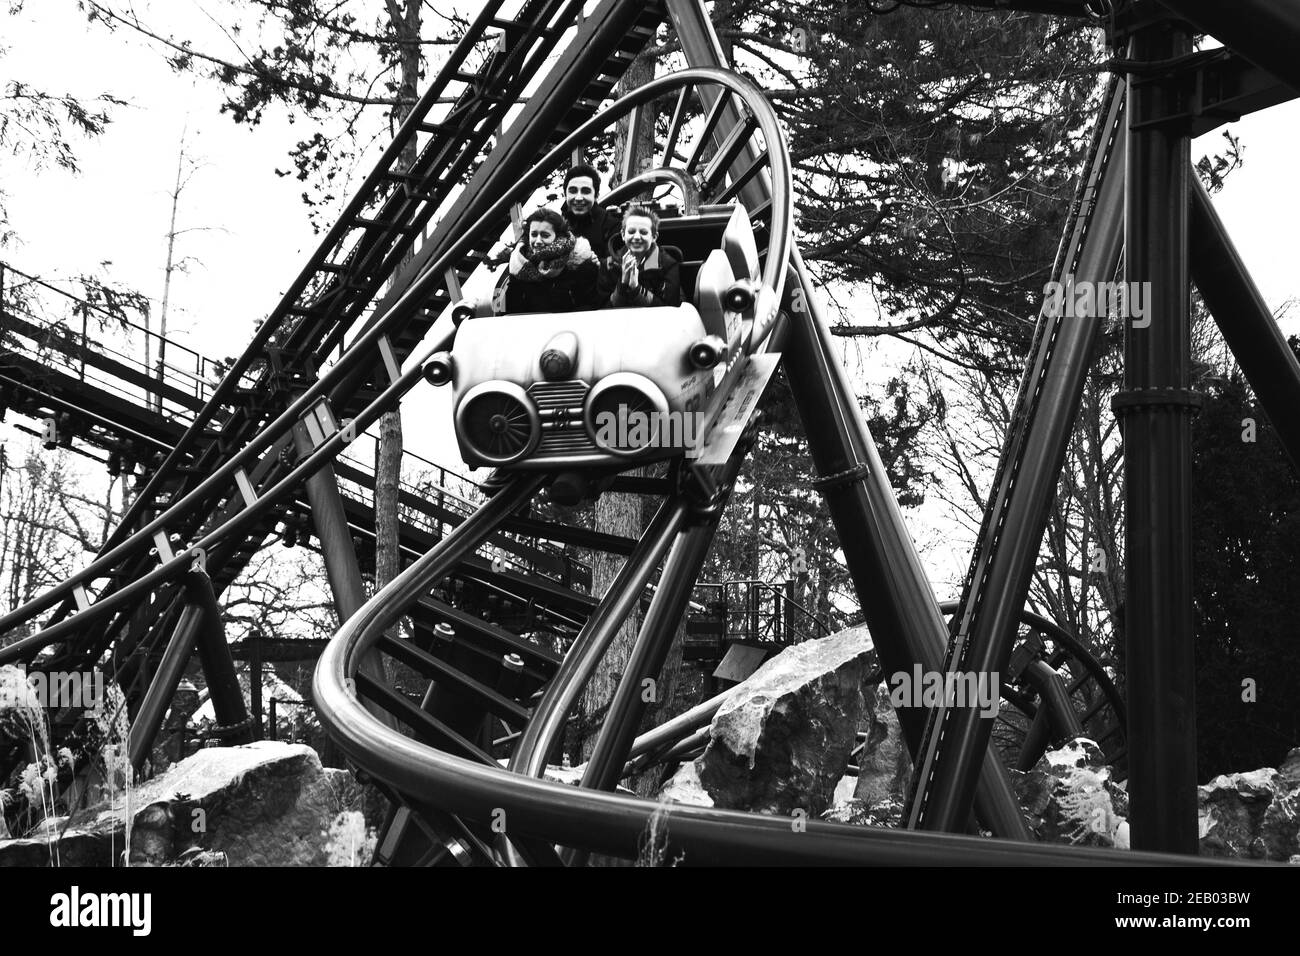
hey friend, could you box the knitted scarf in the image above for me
[509,234,595,282]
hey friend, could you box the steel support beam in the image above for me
[905,83,1127,832]
[128,570,218,770]
[1024,660,1086,741]
[565,516,719,866]
[1119,20,1199,854]
[291,419,398,735]
[507,498,690,782]
[188,565,251,744]
[291,422,370,621]
[1157,0,1300,93]
[1189,177,1300,474]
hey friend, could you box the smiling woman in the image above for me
[596,203,682,308]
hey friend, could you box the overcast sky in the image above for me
[4,1,1299,593]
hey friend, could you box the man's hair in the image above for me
[622,204,659,236]
[525,207,570,237]
[563,164,602,196]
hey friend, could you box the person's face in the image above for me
[622,215,655,255]
[528,220,557,251]
[565,176,596,216]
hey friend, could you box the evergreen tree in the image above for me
[1191,341,1300,776]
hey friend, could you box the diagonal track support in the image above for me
[906,80,1128,832]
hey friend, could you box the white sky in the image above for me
[4,1,1299,594]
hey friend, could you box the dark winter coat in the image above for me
[562,202,622,254]
[498,235,600,314]
[596,238,683,309]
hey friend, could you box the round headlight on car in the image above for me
[539,331,578,381]
[688,335,727,370]
[422,351,454,386]
[723,280,757,313]
[451,300,476,326]
[456,382,540,465]
[584,372,671,457]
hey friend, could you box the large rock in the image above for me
[1198,755,1300,861]
[1013,737,1129,848]
[661,628,876,817]
[0,742,368,867]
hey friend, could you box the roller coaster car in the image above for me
[427,205,762,471]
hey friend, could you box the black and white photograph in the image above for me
[0,0,1297,912]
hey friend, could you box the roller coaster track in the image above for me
[3,0,1267,864]
[0,0,658,672]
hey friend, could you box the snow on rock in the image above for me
[660,628,875,817]
[659,761,713,808]
[1013,737,1129,848]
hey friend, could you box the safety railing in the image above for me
[692,578,831,647]
[0,261,232,421]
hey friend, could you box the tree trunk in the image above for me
[610,54,656,192]
[373,2,422,609]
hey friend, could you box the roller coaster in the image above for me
[2,0,1299,865]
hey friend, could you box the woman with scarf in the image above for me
[499,208,600,315]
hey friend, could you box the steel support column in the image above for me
[291,419,397,733]
[1189,177,1300,474]
[507,498,690,782]
[188,564,251,743]
[1119,19,1199,854]
[128,570,217,769]
[291,422,369,621]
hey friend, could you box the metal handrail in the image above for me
[1,261,226,408]
[694,577,832,642]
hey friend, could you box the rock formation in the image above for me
[661,628,876,816]
[0,741,366,867]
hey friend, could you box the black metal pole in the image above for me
[188,564,252,744]
[290,420,395,736]
[1118,18,1200,854]
[782,254,1030,841]
[1023,660,1085,741]
[507,498,689,782]
[579,455,750,797]
[291,422,369,620]
[1189,177,1300,474]
[127,570,211,770]
[565,517,719,866]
